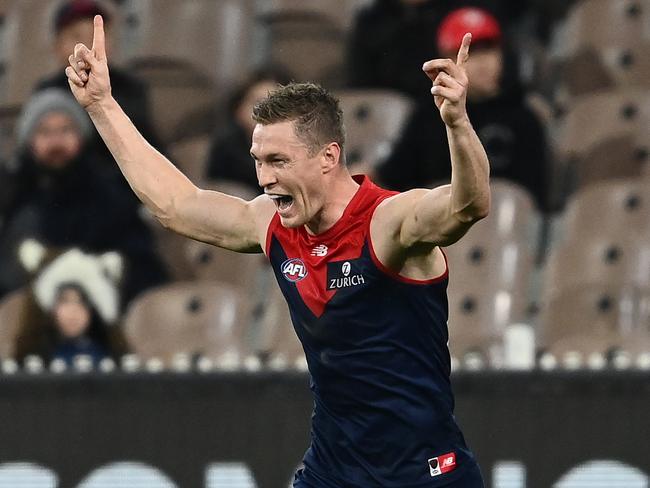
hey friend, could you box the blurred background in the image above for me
[0,0,648,487]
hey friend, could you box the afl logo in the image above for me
[342,261,351,277]
[281,258,308,282]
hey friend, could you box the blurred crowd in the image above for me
[0,0,648,371]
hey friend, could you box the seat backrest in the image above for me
[127,58,218,144]
[123,0,255,88]
[558,89,649,160]
[184,241,265,289]
[562,0,650,56]
[544,234,650,295]
[123,281,251,364]
[335,89,414,168]
[168,135,211,183]
[539,283,650,354]
[0,289,27,359]
[560,179,650,240]
[255,281,305,369]
[2,0,57,105]
[447,288,527,360]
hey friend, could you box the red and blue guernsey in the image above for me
[265,176,483,487]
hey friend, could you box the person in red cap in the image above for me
[377,6,549,212]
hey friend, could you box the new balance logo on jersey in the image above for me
[428,452,456,477]
[327,260,365,290]
[281,258,308,282]
[311,244,328,257]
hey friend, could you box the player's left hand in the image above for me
[422,33,472,128]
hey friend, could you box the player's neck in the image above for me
[304,173,360,236]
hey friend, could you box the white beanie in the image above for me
[16,88,92,150]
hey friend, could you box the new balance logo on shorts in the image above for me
[428,452,456,477]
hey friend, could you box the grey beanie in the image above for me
[16,88,93,150]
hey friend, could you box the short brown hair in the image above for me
[252,82,346,160]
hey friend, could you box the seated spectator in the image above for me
[346,0,451,102]
[34,0,163,165]
[204,66,292,194]
[376,7,550,211]
[0,89,166,301]
[14,242,128,366]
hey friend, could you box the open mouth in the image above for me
[267,194,294,212]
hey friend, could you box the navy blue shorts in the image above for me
[292,462,485,487]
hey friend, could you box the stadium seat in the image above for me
[2,0,58,105]
[539,283,650,356]
[184,241,265,289]
[559,179,650,240]
[557,90,650,187]
[0,288,26,358]
[261,14,345,86]
[561,0,650,57]
[255,281,305,370]
[127,57,218,145]
[447,287,527,361]
[443,180,540,291]
[544,235,650,296]
[558,89,650,158]
[335,89,414,169]
[123,281,252,365]
[168,134,211,183]
[561,42,650,97]
[122,0,256,89]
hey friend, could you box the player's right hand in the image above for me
[66,15,111,110]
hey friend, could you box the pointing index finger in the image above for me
[456,33,472,66]
[92,15,107,61]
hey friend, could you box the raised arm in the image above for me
[374,33,490,254]
[65,16,274,253]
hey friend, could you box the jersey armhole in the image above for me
[367,199,449,285]
[264,212,281,257]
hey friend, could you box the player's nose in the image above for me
[256,162,278,189]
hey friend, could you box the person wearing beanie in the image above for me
[376,6,550,211]
[13,243,129,366]
[0,88,167,303]
[34,0,163,169]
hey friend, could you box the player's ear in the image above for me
[321,142,341,174]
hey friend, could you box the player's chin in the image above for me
[278,214,304,229]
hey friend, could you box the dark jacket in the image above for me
[376,84,549,211]
[205,122,262,194]
[0,150,167,302]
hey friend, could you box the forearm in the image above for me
[87,97,195,226]
[446,118,490,221]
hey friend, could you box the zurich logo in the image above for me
[342,261,351,277]
[281,258,308,282]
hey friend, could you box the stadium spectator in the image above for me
[34,0,162,166]
[204,66,292,193]
[376,7,550,210]
[0,89,167,301]
[346,0,529,102]
[346,0,450,101]
[14,243,128,366]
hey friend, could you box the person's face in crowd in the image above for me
[236,81,280,137]
[54,19,112,67]
[53,287,92,339]
[30,112,84,170]
[251,121,337,229]
[453,44,503,101]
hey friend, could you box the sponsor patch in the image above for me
[326,259,365,290]
[428,452,456,477]
[281,258,308,282]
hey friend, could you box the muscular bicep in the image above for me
[392,186,478,249]
[166,189,275,253]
